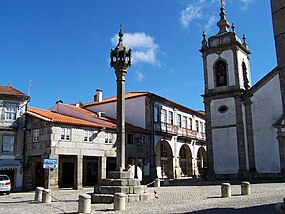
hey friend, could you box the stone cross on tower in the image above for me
[110,26,132,171]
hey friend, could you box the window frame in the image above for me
[154,106,159,123]
[168,111,173,125]
[105,133,113,144]
[33,129,40,142]
[4,103,17,121]
[177,114,182,127]
[61,128,71,141]
[84,130,94,142]
[2,135,14,154]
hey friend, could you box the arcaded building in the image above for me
[85,91,206,180]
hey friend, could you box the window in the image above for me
[189,118,193,130]
[168,111,173,124]
[137,135,146,146]
[215,60,228,87]
[4,103,16,120]
[84,130,94,142]
[154,106,159,123]
[161,109,167,123]
[177,114,182,127]
[105,133,113,144]
[200,122,203,133]
[196,120,199,132]
[161,143,167,157]
[127,133,134,144]
[182,116,187,128]
[61,128,71,141]
[33,129,40,142]
[2,135,14,154]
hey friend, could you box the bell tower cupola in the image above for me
[200,3,251,95]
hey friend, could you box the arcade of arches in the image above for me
[155,140,207,179]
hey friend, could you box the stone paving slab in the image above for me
[0,179,284,213]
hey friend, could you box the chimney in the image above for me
[95,89,103,102]
[56,100,63,104]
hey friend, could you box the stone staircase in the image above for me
[91,171,155,203]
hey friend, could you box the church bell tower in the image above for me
[200,4,252,178]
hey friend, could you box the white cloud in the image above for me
[180,0,255,30]
[239,0,254,11]
[179,0,216,29]
[205,15,217,30]
[111,32,159,65]
[135,71,144,82]
[180,4,203,28]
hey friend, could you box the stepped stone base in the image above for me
[91,192,155,204]
[92,170,152,204]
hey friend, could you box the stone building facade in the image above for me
[23,103,150,190]
[85,91,206,181]
[0,85,29,191]
[201,1,285,179]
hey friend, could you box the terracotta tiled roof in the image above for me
[84,91,205,118]
[27,106,149,133]
[58,104,149,134]
[0,85,29,98]
[84,92,148,107]
[27,107,115,129]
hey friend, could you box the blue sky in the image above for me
[0,0,276,111]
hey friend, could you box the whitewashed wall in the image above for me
[86,96,146,129]
[252,74,282,173]
[212,127,239,174]
[211,98,239,174]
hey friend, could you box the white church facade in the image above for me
[201,0,285,179]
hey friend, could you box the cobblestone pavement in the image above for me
[0,179,284,214]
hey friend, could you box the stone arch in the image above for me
[197,147,207,175]
[179,144,192,177]
[214,59,228,87]
[155,140,174,179]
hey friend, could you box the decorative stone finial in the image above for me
[231,23,235,33]
[217,6,230,34]
[242,34,249,49]
[110,26,132,70]
[201,31,208,50]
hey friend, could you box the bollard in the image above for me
[114,193,126,211]
[34,187,44,202]
[164,178,169,186]
[221,183,231,197]
[154,178,160,187]
[241,181,250,195]
[42,189,52,203]
[78,194,91,214]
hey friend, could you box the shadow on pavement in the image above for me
[166,177,285,187]
[181,203,277,214]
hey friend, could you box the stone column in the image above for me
[98,156,107,181]
[235,96,247,173]
[75,155,83,190]
[244,98,256,172]
[110,27,132,171]
[116,68,127,171]
[49,154,59,190]
[203,98,215,178]
[277,132,285,173]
